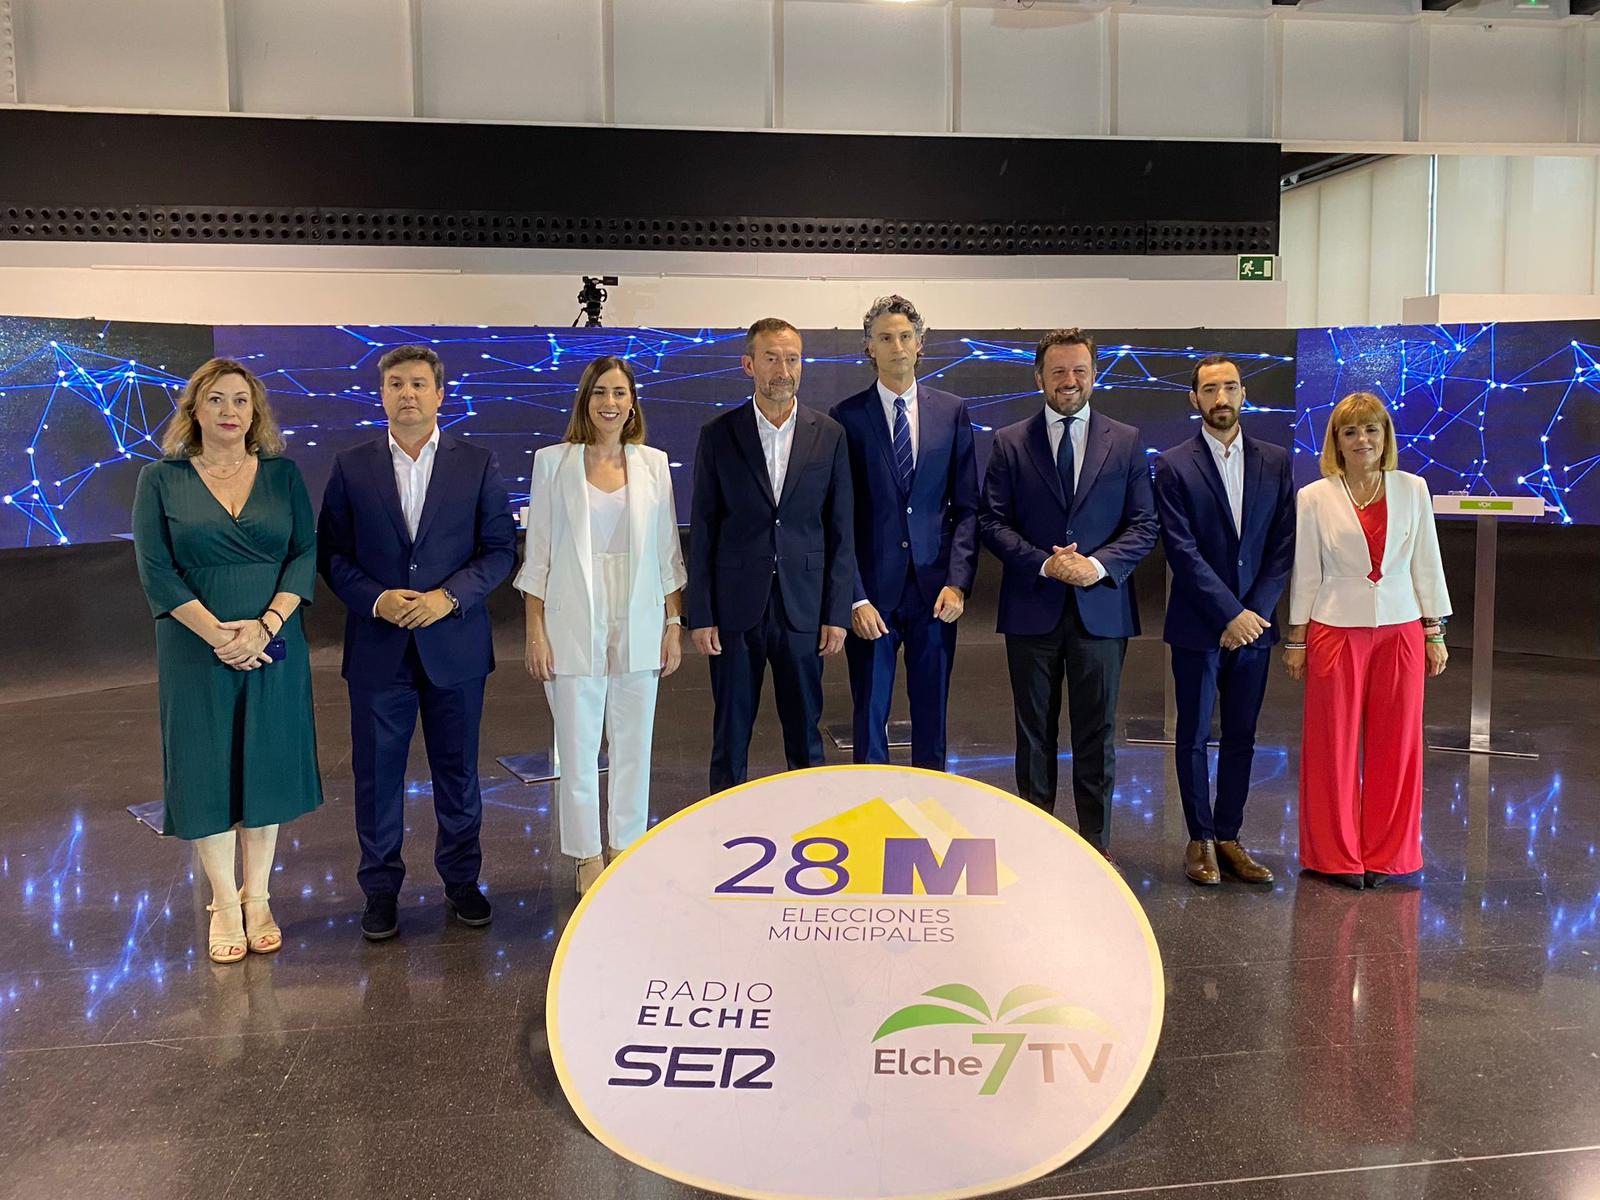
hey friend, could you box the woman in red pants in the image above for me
[1284,392,1450,890]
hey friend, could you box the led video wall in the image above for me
[1,314,1593,551]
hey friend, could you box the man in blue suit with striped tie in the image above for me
[830,296,980,770]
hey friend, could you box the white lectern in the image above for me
[1425,494,1544,759]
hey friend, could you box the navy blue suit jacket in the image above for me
[978,409,1158,638]
[317,433,517,688]
[1152,430,1296,651]
[829,382,979,612]
[686,401,855,635]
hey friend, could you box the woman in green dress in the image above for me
[132,358,323,964]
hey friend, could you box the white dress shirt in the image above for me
[1044,402,1091,492]
[876,379,918,463]
[389,424,440,540]
[1039,403,1106,582]
[374,424,441,616]
[754,400,798,499]
[1201,425,1245,535]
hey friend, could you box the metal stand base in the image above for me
[127,801,168,835]
[1425,727,1539,759]
[1123,718,1175,747]
[495,750,609,784]
[1123,717,1219,748]
[826,720,912,752]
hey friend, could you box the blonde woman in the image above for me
[132,358,322,962]
[1284,392,1450,890]
[517,356,687,894]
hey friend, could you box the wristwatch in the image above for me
[441,587,460,615]
[665,615,684,627]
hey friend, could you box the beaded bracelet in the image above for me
[1283,642,1308,650]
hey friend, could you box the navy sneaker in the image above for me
[444,883,492,927]
[361,893,399,941]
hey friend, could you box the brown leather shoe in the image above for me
[1185,839,1220,886]
[1216,840,1274,884]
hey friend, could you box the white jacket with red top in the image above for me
[1289,470,1451,629]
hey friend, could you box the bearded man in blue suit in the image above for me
[979,328,1158,861]
[1152,355,1294,887]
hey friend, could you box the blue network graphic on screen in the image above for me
[0,318,212,547]
[0,316,1334,549]
[1295,323,1600,524]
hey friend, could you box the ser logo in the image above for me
[871,984,1115,1096]
[713,795,1017,898]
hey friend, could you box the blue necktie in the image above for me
[1056,415,1077,511]
[892,395,915,494]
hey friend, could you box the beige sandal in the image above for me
[575,855,605,896]
[206,896,247,964]
[240,891,282,955]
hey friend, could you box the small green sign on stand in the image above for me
[1238,255,1275,281]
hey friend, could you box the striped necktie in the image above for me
[892,395,914,494]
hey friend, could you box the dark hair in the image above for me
[1189,355,1240,394]
[862,294,927,342]
[564,356,646,446]
[745,317,802,353]
[378,344,445,390]
[1033,328,1097,373]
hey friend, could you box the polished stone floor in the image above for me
[2,635,1598,1200]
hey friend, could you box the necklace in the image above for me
[195,453,251,481]
[1343,473,1383,510]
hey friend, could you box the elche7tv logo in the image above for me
[872,983,1117,1096]
[713,795,1017,898]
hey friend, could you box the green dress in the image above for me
[131,455,324,839]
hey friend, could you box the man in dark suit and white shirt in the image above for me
[1152,355,1294,886]
[978,329,1158,860]
[830,295,978,770]
[318,345,516,940]
[688,318,855,793]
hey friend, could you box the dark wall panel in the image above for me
[0,110,1278,256]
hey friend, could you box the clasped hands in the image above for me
[1220,609,1272,651]
[377,588,454,629]
[211,618,273,670]
[1044,543,1101,588]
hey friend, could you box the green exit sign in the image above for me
[1238,255,1275,281]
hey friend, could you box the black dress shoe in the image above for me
[444,883,492,927]
[1362,871,1389,889]
[362,893,399,941]
[1323,871,1365,891]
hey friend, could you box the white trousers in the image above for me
[545,671,659,859]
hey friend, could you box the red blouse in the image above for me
[1355,496,1387,583]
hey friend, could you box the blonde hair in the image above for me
[564,356,645,446]
[162,358,284,458]
[1319,391,1398,478]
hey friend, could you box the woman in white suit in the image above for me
[1284,392,1451,890]
[517,356,688,894]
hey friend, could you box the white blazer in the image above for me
[1289,471,1451,628]
[514,442,688,675]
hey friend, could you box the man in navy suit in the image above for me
[688,317,855,793]
[318,345,516,940]
[830,296,978,770]
[1152,355,1295,887]
[979,328,1158,859]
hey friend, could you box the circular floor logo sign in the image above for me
[547,765,1164,1200]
